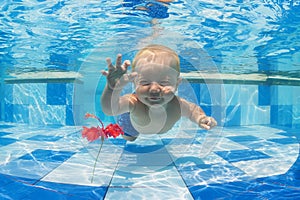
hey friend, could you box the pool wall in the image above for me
[1,79,299,128]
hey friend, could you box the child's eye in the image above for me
[160,81,170,86]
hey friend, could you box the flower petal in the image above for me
[105,124,124,138]
[84,113,98,119]
[81,126,101,142]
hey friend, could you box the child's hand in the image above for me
[199,116,217,130]
[102,54,137,89]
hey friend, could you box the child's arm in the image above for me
[101,54,137,116]
[179,97,217,130]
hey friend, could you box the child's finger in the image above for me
[122,60,131,70]
[120,60,131,72]
[207,118,212,125]
[201,124,210,130]
[210,118,217,127]
[106,57,115,72]
[116,54,122,69]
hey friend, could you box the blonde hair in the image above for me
[132,44,180,73]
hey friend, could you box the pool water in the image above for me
[0,123,299,199]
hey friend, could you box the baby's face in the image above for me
[134,63,180,107]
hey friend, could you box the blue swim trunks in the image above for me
[117,112,140,137]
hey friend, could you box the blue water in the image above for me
[1,0,300,74]
[1,0,300,199]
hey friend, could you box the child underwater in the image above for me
[101,44,217,141]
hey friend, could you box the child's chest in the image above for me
[131,101,181,134]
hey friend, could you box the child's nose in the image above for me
[149,82,161,94]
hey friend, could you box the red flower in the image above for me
[81,113,124,183]
[82,113,124,140]
[105,124,124,138]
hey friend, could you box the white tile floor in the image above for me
[0,123,299,199]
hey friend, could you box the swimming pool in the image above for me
[1,0,300,199]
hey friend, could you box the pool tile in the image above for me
[171,155,205,167]
[189,181,259,200]
[82,143,124,155]
[21,188,83,200]
[178,164,247,186]
[257,143,299,158]
[106,137,127,146]
[111,165,186,187]
[189,178,300,200]
[168,143,201,153]
[255,184,300,200]
[119,152,173,166]
[268,137,298,145]
[0,124,15,129]
[227,135,262,143]
[183,129,207,135]
[4,103,13,122]
[170,152,228,167]
[0,131,13,137]
[0,173,15,186]
[26,135,63,142]
[224,105,241,126]
[46,83,66,105]
[232,157,297,178]
[258,85,271,106]
[36,181,108,200]
[258,173,300,189]
[12,104,29,124]
[241,105,271,126]
[215,149,271,162]
[271,105,293,127]
[226,135,277,149]
[247,140,280,149]
[0,137,18,146]
[161,138,200,145]
[19,149,75,163]
[0,180,40,200]
[67,151,121,166]
[224,84,241,106]
[249,177,299,199]
[66,105,75,126]
[123,144,168,154]
[106,186,194,200]
[0,160,60,182]
[0,142,40,165]
[42,153,118,186]
[210,137,248,151]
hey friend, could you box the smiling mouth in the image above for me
[148,97,161,102]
